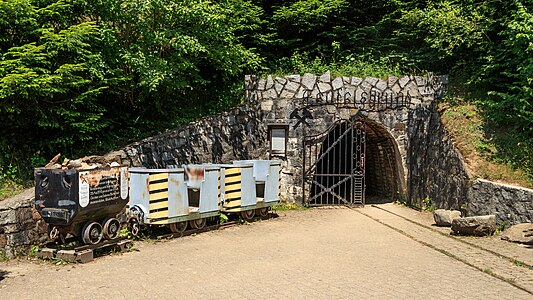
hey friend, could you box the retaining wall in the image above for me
[0,188,47,258]
[467,179,533,225]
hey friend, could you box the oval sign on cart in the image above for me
[78,171,90,207]
[120,168,129,200]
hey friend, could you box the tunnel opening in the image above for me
[308,117,403,205]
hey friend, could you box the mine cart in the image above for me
[128,166,220,233]
[211,163,258,220]
[233,160,281,217]
[34,166,129,244]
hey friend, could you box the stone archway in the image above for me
[304,115,405,206]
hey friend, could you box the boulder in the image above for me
[433,209,462,226]
[451,215,496,236]
[501,223,533,245]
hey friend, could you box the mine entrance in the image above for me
[304,114,366,206]
[303,114,403,206]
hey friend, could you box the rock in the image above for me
[301,73,316,90]
[433,209,461,226]
[451,215,497,236]
[319,71,331,83]
[44,153,61,168]
[331,77,343,90]
[67,159,82,168]
[501,223,533,245]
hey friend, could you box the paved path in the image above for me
[1,205,532,299]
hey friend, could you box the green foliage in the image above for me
[421,196,435,212]
[485,2,533,135]
[0,0,262,182]
[219,213,229,224]
[29,245,39,256]
[273,52,403,78]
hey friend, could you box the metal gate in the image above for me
[303,114,366,206]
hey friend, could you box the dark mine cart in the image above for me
[34,166,129,245]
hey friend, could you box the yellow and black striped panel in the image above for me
[224,167,242,207]
[278,168,282,199]
[148,173,169,222]
[218,171,221,206]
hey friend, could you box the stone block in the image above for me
[280,89,295,99]
[364,77,379,87]
[342,76,351,84]
[56,250,77,261]
[285,81,300,93]
[7,231,30,246]
[0,210,16,226]
[375,79,387,91]
[262,88,277,100]
[388,76,399,87]
[295,87,306,99]
[319,71,331,83]
[331,77,343,90]
[274,82,284,95]
[36,248,55,259]
[318,82,332,94]
[398,76,410,88]
[260,100,273,111]
[265,75,274,90]
[351,77,362,86]
[256,78,266,90]
[451,215,496,236]
[286,74,301,83]
[76,249,94,263]
[415,76,427,86]
[433,209,461,226]
[302,73,316,90]
[275,77,287,86]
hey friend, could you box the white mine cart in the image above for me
[128,167,220,234]
[216,163,256,216]
[232,160,281,218]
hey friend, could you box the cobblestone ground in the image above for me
[1,205,532,299]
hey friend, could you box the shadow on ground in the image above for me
[365,196,395,205]
[0,270,9,282]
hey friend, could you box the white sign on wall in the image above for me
[271,128,286,153]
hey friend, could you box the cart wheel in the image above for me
[82,222,103,245]
[190,218,206,230]
[128,218,140,237]
[48,226,60,241]
[169,221,187,233]
[103,218,121,239]
[240,209,255,221]
[256,207,269,218]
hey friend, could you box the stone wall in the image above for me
[466,179,533,225]
[0,188,47,258]
[120,105,268,168]
[406,102,471,209]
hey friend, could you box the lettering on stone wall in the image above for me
[300,88,412,111]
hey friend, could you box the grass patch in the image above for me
[440,101,533,188]
[0,179,27,201]
[272,202,308,211]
